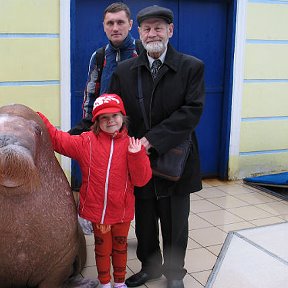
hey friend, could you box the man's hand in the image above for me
[128,137,142,153]
[140,137,152,154]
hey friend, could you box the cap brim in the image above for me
[138,15,172,25]
[92,107,122,122]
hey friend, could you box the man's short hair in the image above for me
[104,2,131,20]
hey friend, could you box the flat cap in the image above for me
[137,5,174,25]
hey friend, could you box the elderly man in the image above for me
[109,5,205,288]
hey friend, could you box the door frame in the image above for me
[228,0,248,179]
[59,1,71,173]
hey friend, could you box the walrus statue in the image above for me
[0,104,98,287]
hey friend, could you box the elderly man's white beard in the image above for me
[142,40,168,54]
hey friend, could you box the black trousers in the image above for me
[135,193,190,280]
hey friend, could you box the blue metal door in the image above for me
[70,0,236,182]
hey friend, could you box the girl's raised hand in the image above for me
[128,137,141,153]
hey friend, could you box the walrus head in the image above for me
[0,110,42,188]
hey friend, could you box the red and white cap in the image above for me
[92,94,126,122]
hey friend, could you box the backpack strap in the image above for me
[95,46,105,83]
[135,39,144,55]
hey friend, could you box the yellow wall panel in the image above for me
[0,0,59,33]
[0,38,59,82]
[240,120,288,152]
[247,3,288,40]
[238,153,288,178]
[0,85,60,125]
[242,82,288,118]
[244,44,288,79]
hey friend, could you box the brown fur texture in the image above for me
[0,104,97,287]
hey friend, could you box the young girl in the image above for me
[37,94,152,288]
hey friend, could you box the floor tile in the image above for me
[197,209,244,226]
[187,237,202,249]
[84,244,96,267]
[191,270,211,286]
[81,265,98,280]
[255,201,288,216]
[189,213,214,230]
[191,193,203,200]
[205,244,223,257]
[125,266,136,282]
[84,234,94,246]
[208,195,249,209]
[128,224,136,239]
[190,199,222,214]
[217,184,253,195]
[185,247,217,273]
[217,221,255,233]
[145,276,166,288]
[202,179,230,187]
[126,258,141,274]
[250,216,285,226]
[256,190,283,201]
[194,187,227,199]
[190,226,227,247]
[227,206,274,221]
[234,192,277,205]
[281,214,288,221]
[147,273,204,288]
[127,238,138,260]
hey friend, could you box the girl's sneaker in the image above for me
[114,284,127,288]
[100,283,112,288]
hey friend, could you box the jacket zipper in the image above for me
[101,137,114,224]
[116,49,120,62]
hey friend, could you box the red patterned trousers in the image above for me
[92,221,130,284]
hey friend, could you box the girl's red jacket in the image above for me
[38,112,152,225]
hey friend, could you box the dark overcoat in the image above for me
[109,43,205,198]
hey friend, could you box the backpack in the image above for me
[95,39,143,84]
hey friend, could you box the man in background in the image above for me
[69,2,141,206]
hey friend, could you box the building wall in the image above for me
[0,0,67,170]
[0,0,60,125]
[229,0,288,179]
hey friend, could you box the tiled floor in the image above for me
[81,179,288,287]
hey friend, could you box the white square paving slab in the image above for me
[206,222,288,288]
